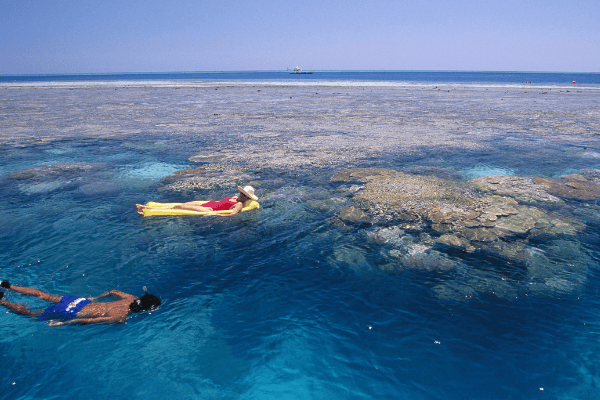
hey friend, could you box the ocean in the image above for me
[0,72,599,399]
[1,70,599,85]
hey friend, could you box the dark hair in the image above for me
[129,293,161,313]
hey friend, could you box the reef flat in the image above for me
[2,82,599,159]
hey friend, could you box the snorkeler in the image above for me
[135,185,259,217]
[0,280,160,326]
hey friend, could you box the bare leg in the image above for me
[137,201,214,214]
[8,285,62,303]
[135,204,146,215]
[0,297,42,317]
[173,203,213,212]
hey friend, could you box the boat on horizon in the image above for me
[288,66,313,74]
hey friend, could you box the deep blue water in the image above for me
[1,70,599,85]
[1,79,600,399]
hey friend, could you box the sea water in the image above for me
[1,74,600,399]
[1,70,600,86]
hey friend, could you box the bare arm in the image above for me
[90,290,131,301]
[6,285,61,303]
[89,291,114,301]
[218,202,244,217]
[48,316,125,326]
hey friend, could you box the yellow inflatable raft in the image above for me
[139,200,259,217]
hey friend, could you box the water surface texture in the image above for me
[1,76,600,399]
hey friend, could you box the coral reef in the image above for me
[334,167,592,299]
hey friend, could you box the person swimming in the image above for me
[0,280,160,326]
[136,185,259,217]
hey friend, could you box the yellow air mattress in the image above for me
[139,200,259,216]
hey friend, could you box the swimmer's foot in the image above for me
[0,280,10,289]
[135,204,147,215]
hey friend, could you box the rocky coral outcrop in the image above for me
[471,171,600,202]
[533,172,600,200]
[332,168,476,221]
[470,175,562,203]
[334,168,586,293]
[333,168,579,244]
[157,166,256,193]
[338,206,371,224]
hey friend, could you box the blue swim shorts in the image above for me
[38,296,91,322]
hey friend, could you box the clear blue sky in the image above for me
[1,0,598,74]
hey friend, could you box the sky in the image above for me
[1,0,599,74]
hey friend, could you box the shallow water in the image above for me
[1,82,600,399]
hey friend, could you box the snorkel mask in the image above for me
[129,286,161,313]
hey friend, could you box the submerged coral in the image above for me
[6,163,98,181]
[533,172,600,201]
[3,163,102,195]
[332,167,590,299]
[471,171,600,202]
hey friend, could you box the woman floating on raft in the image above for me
[136,185,259,217]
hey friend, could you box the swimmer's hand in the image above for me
[47,320,66,327]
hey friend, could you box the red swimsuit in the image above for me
[201,197,240,211]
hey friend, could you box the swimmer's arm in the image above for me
[90,290,130,301]
[48,316,123,326]
[218,202,243,217]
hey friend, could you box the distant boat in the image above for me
[288,66,313,75]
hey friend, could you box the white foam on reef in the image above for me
[1,79,598,91]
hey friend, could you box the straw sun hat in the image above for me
[238,186,258,201]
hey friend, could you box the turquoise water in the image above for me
[2,70,599,85]
[1,80,600,399]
